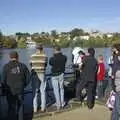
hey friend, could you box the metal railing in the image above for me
[0,71,75,97]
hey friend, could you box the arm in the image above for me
[97,65,100,75]
[2,65,7,85]
[65,55,67,64]
[23,64,30,87]
[49,57,54,66]
[29,56,32,68]
[45,57,48,68]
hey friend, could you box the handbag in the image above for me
[106,90,116,110]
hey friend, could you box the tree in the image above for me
[70,28,84,39]
[51,30,58,39]
[17,38,26,48]
[3,37,12,48]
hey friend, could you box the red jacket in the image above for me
[97,62,105,81]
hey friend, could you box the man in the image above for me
[30,43,47,112]
[49,46,67,110]
[2,51,30,120]
[110,44,120,120]
[74,48,98,109]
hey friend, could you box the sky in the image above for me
[0,0,120,35]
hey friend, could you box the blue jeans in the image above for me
[111,92,120,120]
[96,81,103,99]
[33,73,46,111]
[51,73,64,109]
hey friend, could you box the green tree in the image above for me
[3,37,12,48]
[17,38,26,48]
[70,28,84,39]
[0,31,3,48]
[51,30,58,39]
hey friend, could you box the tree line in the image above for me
[0,28,120,49]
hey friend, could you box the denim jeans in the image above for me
[33,73,46,111]
[111,91,120,120]
[96,80,103,99]
[51,73,64,109]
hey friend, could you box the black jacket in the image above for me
[49,52,67,76]
[2,60,30,95]
[82,55,98,82]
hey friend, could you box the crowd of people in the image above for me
[0,43,120,120]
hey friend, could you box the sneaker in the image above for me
[40,110,46,113]
[57,107,61,111]
[84,96,87,101]
[33,109,37,113]
[95,96,98,99]
[62,102,66,108]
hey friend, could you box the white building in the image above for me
[106,34,113,38]
[80,36,90,40]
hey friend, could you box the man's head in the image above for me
[54,45,61,54]
[112,43,120,55]
[36,43,43,51]
[9,51,19,61]
[88,47,95,56]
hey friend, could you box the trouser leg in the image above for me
[17,95,24,120]
[59,74,64,107]
[6,93,17,119]
[52,76,61,109]
[75,79,87,101]
[87,82,96,109]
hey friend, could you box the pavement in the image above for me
[34,104,111,120]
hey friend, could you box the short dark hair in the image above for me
[36,43,43,50]
[88,47,95,56]
[9,51,18,59]
[112,43,120,52]
[78,50,85,55]
[54,45,61,51]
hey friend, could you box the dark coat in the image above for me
[2,60,30,95]
[82,55,98,82]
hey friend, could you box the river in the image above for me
[0,47,111,73]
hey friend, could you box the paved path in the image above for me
[34,104,111,120]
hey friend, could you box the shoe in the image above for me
[33,109,37,113]
[40,109,46,113]
[84,96,87,101]
[95,96,98,99]
[56,107,61,111]
[40,108,47,113]
[61,102,66,108]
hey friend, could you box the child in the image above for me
[97,55,105,99]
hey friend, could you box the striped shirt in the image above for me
[30,51,47,73]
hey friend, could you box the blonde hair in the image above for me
[98,55,104,61]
